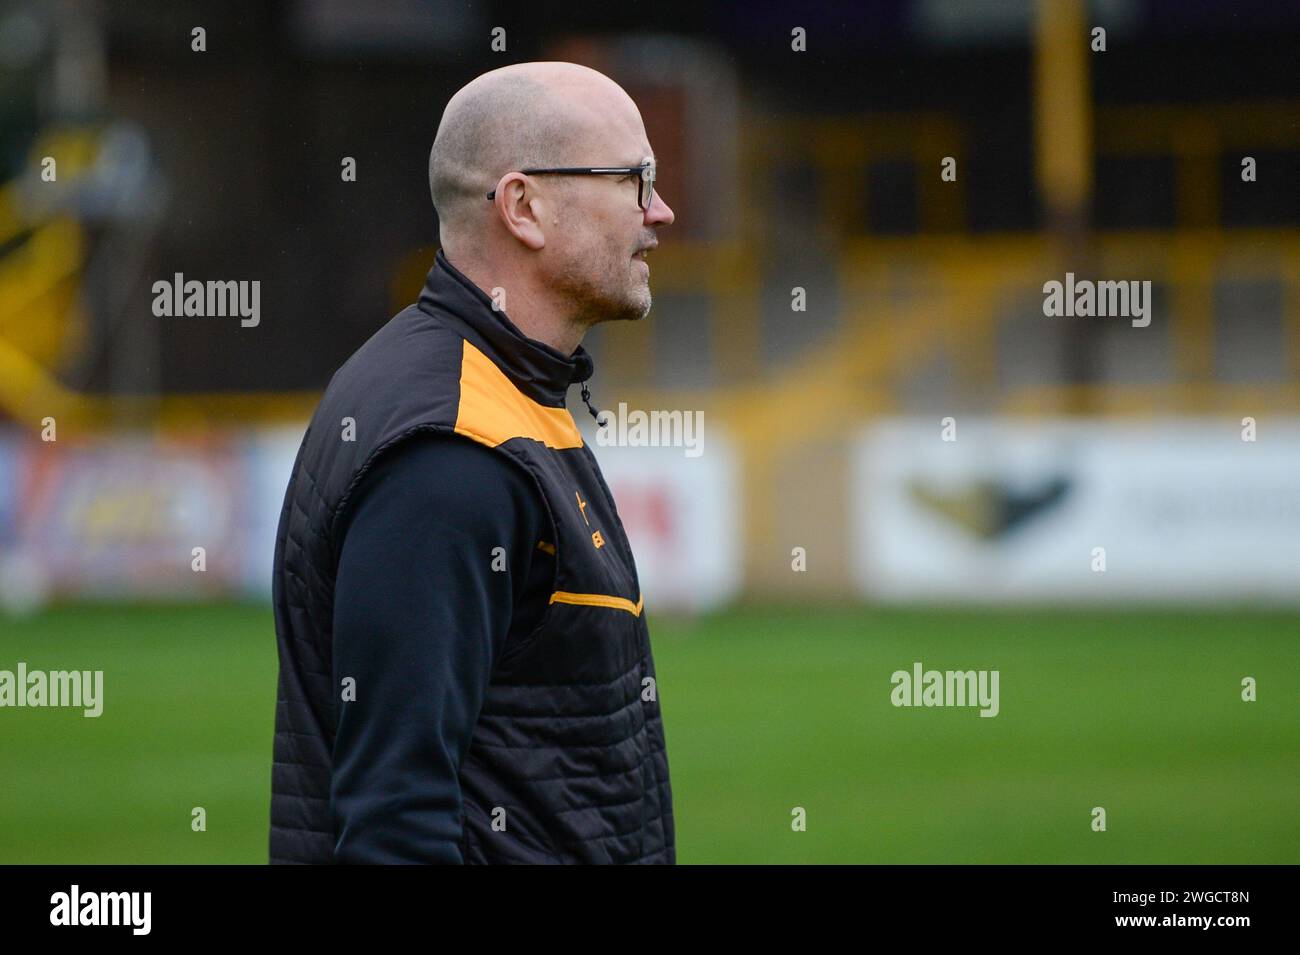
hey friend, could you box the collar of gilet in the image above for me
[417,247,596,410]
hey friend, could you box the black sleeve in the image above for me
[329,431,549,864]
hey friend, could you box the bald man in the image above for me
[270,62,677,864]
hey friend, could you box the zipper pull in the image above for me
[580,380,602,422]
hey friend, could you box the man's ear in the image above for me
[492,174,547,251]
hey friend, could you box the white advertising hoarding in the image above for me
[851,417,1300,603]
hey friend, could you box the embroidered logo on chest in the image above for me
[574,490,605,549]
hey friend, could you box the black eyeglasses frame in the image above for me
[486,159,657,210]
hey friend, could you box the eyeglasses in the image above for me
[486,157,657,210]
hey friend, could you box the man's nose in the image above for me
[645,190,674,226]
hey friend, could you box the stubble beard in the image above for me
[553,244,652,333]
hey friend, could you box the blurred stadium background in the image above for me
[1,0,1297,863]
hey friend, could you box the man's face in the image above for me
[546,126,675,329]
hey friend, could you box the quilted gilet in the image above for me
[269,249,675,864]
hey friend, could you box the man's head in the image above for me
[428,62,675,343]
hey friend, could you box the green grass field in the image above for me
[1,602,1296,863]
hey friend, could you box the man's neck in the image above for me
[449,254,586,356]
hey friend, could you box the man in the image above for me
[269,61,676,864]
